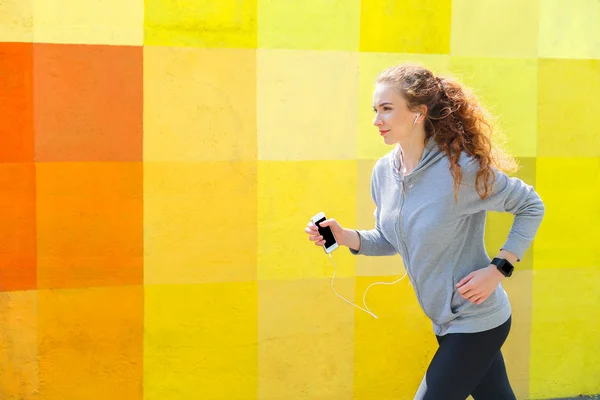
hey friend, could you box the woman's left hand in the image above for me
[456,265,505,305]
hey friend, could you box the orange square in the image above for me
[38,286,143,399]
[34,43,142,162]
[36,162,143,289]
[0,163,36,291]
[0,42,34,162]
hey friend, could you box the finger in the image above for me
[456,273,474,288]
[308,234,323,242]
[457,283,473,295]
[319,218,336,228]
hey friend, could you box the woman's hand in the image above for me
[305,218,345,247]
[456,265,505,305]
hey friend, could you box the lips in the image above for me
[379,130,390,136]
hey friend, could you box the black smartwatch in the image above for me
[491,257,514,277]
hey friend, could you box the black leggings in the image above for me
[415,316,516,400]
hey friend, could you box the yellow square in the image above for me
[353,276,437,399]
[0,0,33,42]
[359,0,452,54]
[144,161,257,284]
[144,46,257,162]
[258,0,360,51]
[144,282,258,399]
[485,157,537,269]
[533,157,600,270]
[529,267,600,398]
[258,49,358,161]
[358,53,450,160]
[34,0,143,45]
[257,160,356,280]
[450,0,539,57]
[144,0,257,48]
[449,57,538,158]
[356,160,404,276]
[498,269,533,399]
[538,59,600,157]
[539,0,600,59]
[258,279,354,399]
[0,291,38,398]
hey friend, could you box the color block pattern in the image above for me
[0,1,598,399]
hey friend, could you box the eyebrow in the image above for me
[373,102,393,108]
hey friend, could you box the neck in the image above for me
[398,128,427,175]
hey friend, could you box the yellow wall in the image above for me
[0,0,598,399]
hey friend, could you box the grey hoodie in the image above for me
[350,137,545,335]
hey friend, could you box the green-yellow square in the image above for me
[144,0,257,48]
[538,59,600,157]
[358,53,450,160]
[533,157,600,270]
[450,0,539,58]
[449,57,538,158]
[258,0,360,51]
[258,49,358,161]
[144,282,258,399]
[257,160,356,281]
[530,268,600,398]
[360,0,452,54]
[258,279,354,399]
[539,0,600,59]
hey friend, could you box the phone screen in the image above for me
[315,217,336,248]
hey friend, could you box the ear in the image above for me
[417,105,428,121]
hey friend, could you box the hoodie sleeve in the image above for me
[349,167,397,256]
[459,158,545,261]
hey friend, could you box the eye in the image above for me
[383,106,392,111]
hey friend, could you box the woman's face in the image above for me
[372,83,420,146]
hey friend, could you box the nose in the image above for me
[373,115,383,127]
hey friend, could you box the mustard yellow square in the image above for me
[34,0,143,45]
[449,57,538,158]
[258,0,360,51]
[144,46,257,162]
[258,49,358,161]
[533,157,600,270]
[485,157,537,269]
[144,0,257,48]
[358,53,450,160]
[360,0,452,54]
[257,160,356,280]
[354,275,437,399]
[258,279,354,399]
[144,161,257,284]
[529,267,600,398]
[144,282,258,399]
[539,0,600,59]
[0,0,33,42]
[450,0,539,58]
[538,59,600,157]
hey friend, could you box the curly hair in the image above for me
[376,63,519,201]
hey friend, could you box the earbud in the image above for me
[414,113,421,124]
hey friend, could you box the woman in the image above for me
[304,63,545,399]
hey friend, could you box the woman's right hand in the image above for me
[305,218,345,247]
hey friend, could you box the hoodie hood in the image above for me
[389,136,446,181]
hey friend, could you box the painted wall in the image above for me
[0,0,598,399]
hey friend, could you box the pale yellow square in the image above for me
[538,58,600,157]
[539,0,600,59]
[257,160,356,280]
[144,46,257,162]
[358,53,450,160]
[144,282,258,399]
[34,0,143,45]
[0,0,33,42]
[258,0,360,51]
[529,267,600,398]
[258,49,358,161]
[258,279,354,400]
[353,275,437,399]
[450,0,539,58]
[449,57,537,158]
[533,157,600,270]
[144,161,257,284]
